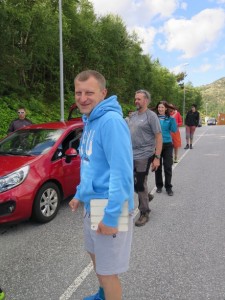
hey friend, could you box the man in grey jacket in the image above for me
[128,89,162,227]
[8,107,32,134]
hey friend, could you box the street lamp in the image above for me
[59,0,64,121]
[183,84,186,125]
[182,63,189,125]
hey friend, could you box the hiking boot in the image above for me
[156,187,162,193]
[148,193,154,202]
[190,144,193,149]
[167,189,174,196]
[135,212,149,227]
[0,288,5,300]
[184,144,189,149]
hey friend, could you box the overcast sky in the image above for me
[89,0,225,87]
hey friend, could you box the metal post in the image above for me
[182,63,189,125]
[183,84,185,125]
[59,0,64,121]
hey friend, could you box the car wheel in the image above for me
[32,182,61,223]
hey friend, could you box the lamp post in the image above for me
[59,0,64,121]
[183,84,186,125]
[182,63,189,125]
[206,102,208,116]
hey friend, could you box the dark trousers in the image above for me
[134,156,153,213]
[155,143,173,190]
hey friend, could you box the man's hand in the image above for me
[97,221,118,236]
[69,198,80,212]
[151,158,160,171]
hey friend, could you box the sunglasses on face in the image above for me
[18,111,25,114]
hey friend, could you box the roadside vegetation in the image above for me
[0,0,202,139]
[198,77,225,119]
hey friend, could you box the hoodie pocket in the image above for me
[80,176,106,200]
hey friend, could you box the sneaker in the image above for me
[167,189,174,196]
[135,212,149,227]
[174,158,178,163]
[190,144,193,149]
[148,193,154,202]
[83,292,103,300]
[156,187,162,193]
[0,288,5,300]
[184,144,189,149]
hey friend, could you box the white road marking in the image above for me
[59,262,93,300]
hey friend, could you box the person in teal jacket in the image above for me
[154,101,177,196]
[69,70,134,300]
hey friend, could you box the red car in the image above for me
[0,119,83,224]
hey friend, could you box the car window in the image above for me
[68,104,82,121]
[0,129,64,156]
[62,128,83,151]
[52,128,83,161]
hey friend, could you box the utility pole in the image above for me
[59,0,64,121]
[182,63,189,125]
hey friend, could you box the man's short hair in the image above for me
[18,107,26,111]
[74,70,106,90]
[135,89,151,103]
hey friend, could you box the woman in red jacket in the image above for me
[169,105,183,163]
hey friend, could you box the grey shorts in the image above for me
[83,211,133,275]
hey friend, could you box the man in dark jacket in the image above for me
[184,104,200,149]
[7,107,32,134]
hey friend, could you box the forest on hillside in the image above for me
[199,77,225,118]
[0,0,202,138]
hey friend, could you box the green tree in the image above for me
[0,0,202,138]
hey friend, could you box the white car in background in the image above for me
[207,118,217,125]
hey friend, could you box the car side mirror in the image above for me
[65,148,78,163]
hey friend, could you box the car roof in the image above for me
[21,119,83,130]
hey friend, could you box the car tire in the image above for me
[32,182,61,223]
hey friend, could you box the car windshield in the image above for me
[0,129,64,156]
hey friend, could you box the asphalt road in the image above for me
[1,125,225,300]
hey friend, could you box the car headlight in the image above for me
[0,165,30,193]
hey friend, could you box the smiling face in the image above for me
[74,76,107,116]
[157,103,167,115]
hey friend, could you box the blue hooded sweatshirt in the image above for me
[74,95,134,228]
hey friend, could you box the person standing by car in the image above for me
[7,107,32,134]
[155,101,177,196]
[168,104,182,163]
[69,70,134,300]
[128,89,162,227]
[184,104,200,149]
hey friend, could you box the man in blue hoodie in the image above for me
[69,70,134,300]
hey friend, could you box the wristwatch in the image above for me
[154,154,161,159]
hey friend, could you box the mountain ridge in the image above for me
[198,77,225,117]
